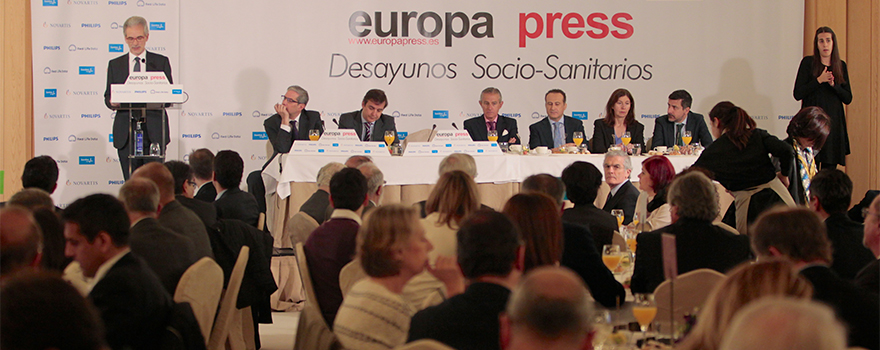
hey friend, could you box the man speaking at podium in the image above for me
[104,16,173,180]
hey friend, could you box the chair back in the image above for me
[286,211,320,249]
[653,268,726,329]
[208,246,250,350]
[294,242,342,350]
[394,339,456,350]
[174,257,224,343]
[339,259,367,299]
[611,231,627,252]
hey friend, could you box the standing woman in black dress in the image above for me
[793,26,852,169]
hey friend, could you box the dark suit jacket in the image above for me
[300,189,331,225]
[104,51,173,150]
[602,180,639,225]
[590,119,645,153]
[825,213,876,280]
[562,203,618,253]
[561,222,627,308]
[89,252,173,350]
[848,190,879,223]
[408,282,510,350]
[463,115,520,144]
[528,116,585,149]
[338,110,398,144]
[214,187,260,228]
[176,195,218,230]
[630,217,752,294]
[650,111,713,148]
[194,182,217,203]
[159,200,214,259]
[264,110,324,158]
[303,216,360,326]
[130,217,197,294]
[801,265,880,350]
[855,259,879,296]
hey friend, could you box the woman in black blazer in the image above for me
[591,88,645,153]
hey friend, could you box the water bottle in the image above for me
[135,121,144,156]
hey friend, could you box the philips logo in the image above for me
[44,89,58,97]
[81,114,100,118]
[181,134,202,139]
[501,113,521,118]
[43,136,59,141]
[641,114,663,119]
[79,66,95,75]
[572,111,588,120]
[43,0,58,6]
[109,180,125,185]
[252,132,268,140]
[109,44,124,52]
[149,22,165,31]
[43,46,61,50]
[78,156,96,165]
[81,23,101,28]
[222,112,243,117]
[778,115,794,120]
[433,110,449,119]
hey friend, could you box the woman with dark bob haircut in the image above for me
[777,106,831,205]
[591,88,645,153]
[635,155,675,231]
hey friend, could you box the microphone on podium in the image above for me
[451,122,459,130]
[321,120,326,129]
[332,118,339,127]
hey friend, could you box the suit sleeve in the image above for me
[162,55,173,84]
[264,116,293,154]
[528,123,542,149]
[506,119,520,144]
[591,120,609,153]
[104,60,116,109]
[631,122,645,147]
[464,119,479,141]
[651,120,666,148]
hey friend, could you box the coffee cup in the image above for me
[509,144,523,153]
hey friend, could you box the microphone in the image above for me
[451,122,459,130]
[332,118,339,126]
[428,124,438,142]
[321,120,326,129]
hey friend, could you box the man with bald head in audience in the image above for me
[719,298,847,350]
[132,162,213,259]
[119,177,196,294]
[0,206,43,279]
[500,266,595,350]
[344,155,373,169]
[855,195,880,294]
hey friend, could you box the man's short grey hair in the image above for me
[719,297,847,350]
[668,171,719,221]
[438,153,477,178]
[316,162,344,187]
[123,16,148,36]
[345,155,373,168]
[287,85,309,105]
[9,188,54,211]
[481,87,502,101]
[604,149,632,171]
[118,178,160,213]
[506,267,593,341]
[358,163,384,195]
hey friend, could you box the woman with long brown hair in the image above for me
[590,88,645,153]
[793,26,852,169]
[502,193,563,271]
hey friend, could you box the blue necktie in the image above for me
[553,121,564,148]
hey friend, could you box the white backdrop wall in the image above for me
[32,0,804,206]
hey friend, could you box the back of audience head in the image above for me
[708,101,756,150]
[864,196,880,257]
[31,208,69,272]
[21,155,59,194]
[213,150,244,190]
[358,204,424,278]
[718,297,846,350]
[521,173,565,208]
[561,161,603,206]
[164,160,194,197]
[345,155,373,168]
[501,266,593,350]
[668,171,719,222]
[640,155,675,194]
[1,271,106,350]
[457,210,523,281]
[438,153,477,178]
[357,162,384,201]
[787,106,830,150]
[61,194,130,277]
[8,188,54,211]
[189,148,215,181]
[130,162,175,204]
[809,169,852,216]
[425,170,481,228]
[751,207,831,264]
[317,162,345,189]
[329,167,368,212]
[0,206,43,278]
[119,177,160,215]
[677,259,813,350]
[502,193,563,271]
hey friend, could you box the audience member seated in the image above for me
[635,155,675,231]
[345,155,373,168]
[408,210,524,350]
[357,162,384,214]
[61,194,172,350]
[561,161,618,252]
[300,162,344,225]
[718,298,847,350]
[189,148,216,203]
[848,190,879,223]
[2,156,62,212]
[631,171,751,294]
[212,150,260,227]
[777,106,830,205]
[1,271,106,350]
[8,188,55,211]
[602,150,639,224]
[676,259,813,350]
[503,193,562,271]
[751,207,879,350]
[808,169,875,280]
[119,178,197,294]
[164,160,218,230]
[334,205,462,350]
[304,168,369,327]
[499,266,594,350]
[132,162,213,259]
[6,190,71,272]
[519,174,626,308]
[416,153,489,218]
[856,195,880,294]
[0,206,42,280]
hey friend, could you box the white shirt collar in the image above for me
[610,180,628,196]
[215,188,228,201]
[329,208,362,225]
[88,248,131,293]
[676,115,688,126]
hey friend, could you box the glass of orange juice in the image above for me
[573,131,584,147]
[682,130,692,146]
[384,130,396,146]
[611,209,624,229]
[309,129,320,141]
[487,130,499,142]
[602,245,622,273]
[633,293,657,342]
[621,131,632,146]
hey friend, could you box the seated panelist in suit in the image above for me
[463,87,519,144]
[651,90,714,148]
[263,85,323,165]
[602,150,639,225]
[338,89,398,145]
[104,16,173,180]
[591,88,644,153]
[528,89,585,149]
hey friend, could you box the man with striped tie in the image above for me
[338,89,399,145]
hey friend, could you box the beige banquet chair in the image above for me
[294,242,342,350]
[207,246,250,350]
[653,268,726,331]
[287,211,320,249]
[173,257,225,344]
[394,339,456,350]
[339,259,367,299]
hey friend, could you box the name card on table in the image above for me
[319,130,361,142]
[404,141,503,156]
[432,130,473,142]
[290,140,391,156]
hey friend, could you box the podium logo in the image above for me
[43,136,59,141]
[181,134,201,139]
[433,110,449,119]
[572,111,588,120]
[43,0,58,6]
[349,11,494,47]
[44,89,58,97]
[78,66,95,75]
[149,22,165,31]
[43,45,61,50]
[78,156,96,165]
[109,44,124,52]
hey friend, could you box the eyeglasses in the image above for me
[281,95,301,104]
[862,208,879,219]
[125,36,147,42]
